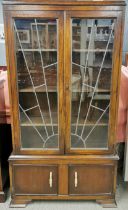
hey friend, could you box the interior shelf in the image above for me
[19,87,110,93]
[17,48,112,52]
[20,115,108,127]
[17,49,57,52]
[19,86,57,92]
[72,49,112,52]
[72,25,112,28]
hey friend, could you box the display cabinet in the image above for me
[3,0,125,207]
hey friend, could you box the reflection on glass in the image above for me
[71,19,115,149]
[14,18,58,149]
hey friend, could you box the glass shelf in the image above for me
[17,49,57,52]
[72,49,112,52]
[20,115,108,127]
[19,87,110,93]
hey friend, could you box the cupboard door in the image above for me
[6,11,64,154]
[69,165,114,195]
[13,165,58,195]
[65,11,122,153]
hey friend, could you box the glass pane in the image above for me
[14,18,59,149]
[71,18,115,149]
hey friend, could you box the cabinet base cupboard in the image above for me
[9,155,118,208]
[3,0,125,207]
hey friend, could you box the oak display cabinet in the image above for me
[3,0,125,207]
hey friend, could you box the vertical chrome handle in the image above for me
[49,171,53,188]
[75,171,78,188]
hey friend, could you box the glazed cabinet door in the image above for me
[65,11,122,154]
[4,10,64,154]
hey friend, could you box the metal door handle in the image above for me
[49,171,53,188]
[75,171,78,188]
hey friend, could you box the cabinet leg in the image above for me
[10,198,31,208]
[96,199,117,208]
